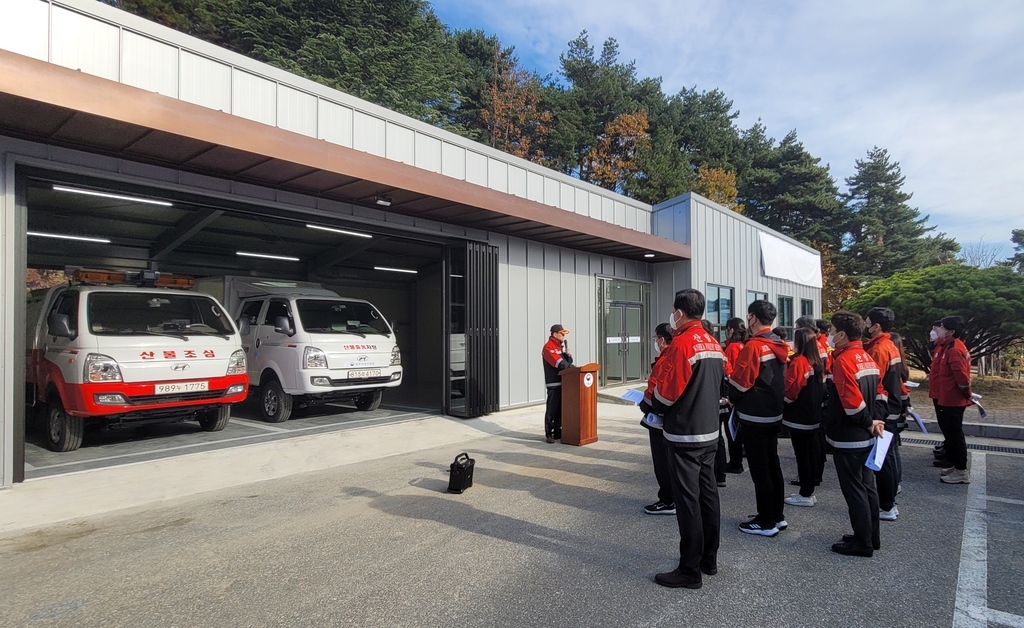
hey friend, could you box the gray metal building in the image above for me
[0,0,820,490]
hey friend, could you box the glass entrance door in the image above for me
[603,303,645,386]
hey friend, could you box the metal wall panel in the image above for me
[625,205,637,230]
[441,142,466,180]
[602,197,614,223]
[415,133,441,173]
[50,6,118,81]
[465,151,487,187]
[614,201,626,227]
[588,193,602,220]
[352,111,386,157]
[487,158,508,193]
[543,176,559,207]
[231,69,276,126]
[276,85,317,137]
[0,0,49,61]
[121,31,178,98]
[506,236,529,404]
[525,240,545,402]
[385,122,414,165]
[575,188,589,216]
[526,171,543,203]
[317,99,353,147]
[508,165,527,198]
[179,50,231,112]
[559,181,574,211]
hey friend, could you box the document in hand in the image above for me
[971,399,988,420]
[908,410,928,434]
[642,413,664,429]
[865,430,894,472]
[621,388,645,404]
[727,409,738,441]
[905,382,920,388]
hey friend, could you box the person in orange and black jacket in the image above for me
[727,300,790,537]
[814,318,834,482]
[720,317,748,475]
[864,307,905,521]
[541,324,573,443]
[702,320,730,488]
[783,328,826,508]
[641,289,726,589]
[825,311,887,558]
[930,316,973,484]
[639,322,677,516]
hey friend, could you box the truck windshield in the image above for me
[88,292,235,336]
[296,299,391,335]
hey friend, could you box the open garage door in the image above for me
[15,166,499,480]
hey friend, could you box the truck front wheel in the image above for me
[198,405,231,432]
[46,397,83,452]
[355,390,383,412]
[260,379,293,423]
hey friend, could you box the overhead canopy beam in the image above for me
[311,236,387,273]
[151,208,224,260]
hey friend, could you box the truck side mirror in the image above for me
[274,315,295,337]
[236,317,251,336]
[47,313,74,339]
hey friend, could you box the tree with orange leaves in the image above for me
[694,166,743,214]
[480,53,552,163]
[582,110,650,190]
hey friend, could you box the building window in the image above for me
[747,290,768,306]
[777,296,794,341]
[801,299,814,317]
[706,284,734,342]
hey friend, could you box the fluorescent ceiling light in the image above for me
[374,266,417,274]
[306,224,372,239]
[449,274,464,278]
[375,196,392,207]
[52,185,173,207]
[28,231,111,244]
[237,251,300,262]
[644,253,655,258]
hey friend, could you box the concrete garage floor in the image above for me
[2,402,1022,627]
[24,396,438,480]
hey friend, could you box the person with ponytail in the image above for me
[783,328,826,507]
[721,317,748,474]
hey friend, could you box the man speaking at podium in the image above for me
[642,290,726,589]
[542,324,573,443]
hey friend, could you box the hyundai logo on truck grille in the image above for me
[358,356,369,362]
[170,363,190,372]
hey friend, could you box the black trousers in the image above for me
[725,416,744,467]
[790,428,822,498]
[665,442,720,578]
[814,425,827,482]
[544,387,562,439]
[834,448,880,549]
[714,420,728,481]
[647,427,673,503]
[742,422,785,525]
[875,427,900,511]
[936,405,968,470]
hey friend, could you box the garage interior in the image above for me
[21,168,458,475]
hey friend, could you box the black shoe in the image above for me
[655,568,702,589]
[790,479,801,486]
[934,443,945,452]
[933,458,953,468]
[717,479,727,488]
[700,562,718,576]
[545,436,556,444]
[644,501,676,515]
[831,541,873,557]
[724,465,744,474]
[842,534,880,550]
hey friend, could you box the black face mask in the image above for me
[863,327,874,340]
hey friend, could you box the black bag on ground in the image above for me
[447,452,475,494]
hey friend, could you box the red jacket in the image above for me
[864,332,905,422]
[816,333,833,375]
[728,329,789,424]
[824,340,887,450]
[929,336,972,407]
[542,336,573,387]
[783,354,824,430]
[646,320,726,446]
[723,341,743,377]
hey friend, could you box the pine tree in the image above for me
[841,147,959,284]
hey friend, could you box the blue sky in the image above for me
[430,0,1024,257]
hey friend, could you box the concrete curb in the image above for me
[906,419,1024,441]
[596,392,637,406]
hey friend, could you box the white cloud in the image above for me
[433,0,1024,250]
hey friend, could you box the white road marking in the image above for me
[230,418,289,433]
[954,452,987,628]
[987,496,1024,507]
[28,412,421,472]
[987,609,1024,628]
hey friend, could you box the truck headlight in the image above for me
[390,346,401,366]
[226,349,247,375]
[304,346,328,369]
[85,353,122,383]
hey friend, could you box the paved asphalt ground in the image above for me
[1,403,1022,627]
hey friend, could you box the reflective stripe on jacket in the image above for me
[783,354,824,430]
[864,333,905,422]
[542,336,572,387]
[824,341,886,451]
[728,329,789,424]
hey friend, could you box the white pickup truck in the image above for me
[26,269,249,452]
[195,277,403,422]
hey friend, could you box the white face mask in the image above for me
[929,329,939,342]
[669,311,681,331]
[827,334,835,349]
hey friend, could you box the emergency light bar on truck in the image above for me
[70,268,195,289]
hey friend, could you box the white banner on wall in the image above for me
[758,232,823,288]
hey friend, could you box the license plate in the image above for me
[154,381,209,394]
[347,369,381,379]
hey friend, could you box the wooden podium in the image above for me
[560,363,600,446]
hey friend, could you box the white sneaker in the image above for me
[941,469,971,484]
[879,507,898,521]
[897,483,902,494]
[785,494,816,507]
[940,466,956,476]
